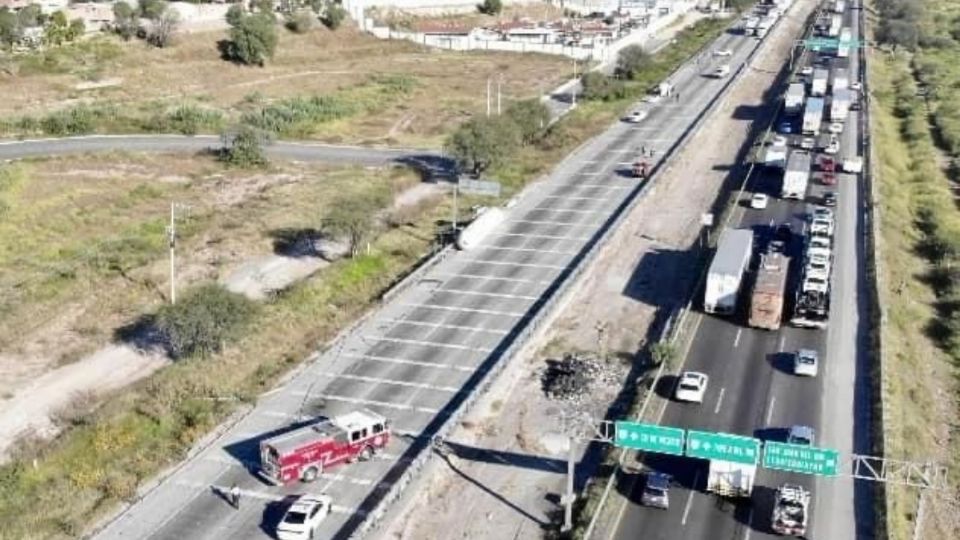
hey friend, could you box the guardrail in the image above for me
[348,6,788,540]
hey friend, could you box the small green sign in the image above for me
[763,442,840,476]
[803,38,862,49]
[614,422,685,456]
[686,430,760,465]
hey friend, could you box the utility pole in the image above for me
[561,434,576,533]
[166,203,188,304]
[486,77,492,117]
[451,179,459,238]
[572,59,578,107]
[497,74,504,115]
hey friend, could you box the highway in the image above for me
[609,1,874,539]
[92,13,774,540]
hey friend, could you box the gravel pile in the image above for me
[541,354,621,403]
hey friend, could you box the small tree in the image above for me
[113,2,139,40]
[580,72,626,101]
[221,126,270,167]
[504,99,551,144]
[226,12,278,66]
[616,44,652,80]
[225,4,244,26]
[148,6,179,47]
[285,10,315,33]
[17,4,43,28]
[0,8,21,47]
[155,284,259,359]
[445,116,521,176]
[252,0,276,20]
[138,0,167,20]
[322,3,346,30]
[67,17,84,40]
[477,0,502,15]
[321,195,382,257]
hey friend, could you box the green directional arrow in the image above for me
[686,430,760,465]
[614,422,685,456]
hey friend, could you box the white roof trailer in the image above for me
[704,229,754,315]
[837,27,852,58]
[803,97,825,135]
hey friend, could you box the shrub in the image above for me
[39,106,97,135]
[225,12,277,66]
[477,0,502,15]
[220,125,270,168]
[616,44,652,80]
[445,116,522,175]
[241,95,355,135]
[155,284,259,359]
[285,10,315,33]
[322,3,346,30]
[580,72,627,101]
[504,99,551,145]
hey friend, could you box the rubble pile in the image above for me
[541,353,622,403]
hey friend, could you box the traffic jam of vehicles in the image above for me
[639,0,859,536]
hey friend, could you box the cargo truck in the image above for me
[782,150,812,199]
[830,57,850,91]
[802,97,824,135]
[784,83,805,115]
[744,16,758,35]
[771,484,811,536]
[749,252,789,329]
[704,229,754,315]
[827,14,842,37]
[830,88,851,122]
[837,27,852,58]
[707,460,756,498]
[811,69,829,97]
[764,138,788,169]
[832,0,845,13]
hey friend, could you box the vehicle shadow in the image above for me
[653,374,680,400]
[259,494,300,537]
[766,351,796,375]
[753,427,789,442]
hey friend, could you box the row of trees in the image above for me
[874,0,923,51]
[113,0,181,47]
[0,5,84,49]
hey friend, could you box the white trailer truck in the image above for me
[781,150,812,200]
[830,57,850,91]
[802,97,825,135]
[837,27,852,58]
[827,14,842,37]
[707,460,756,498]
[704,229,754,315]
[811,69,829,97]
[785,83,805,115]
[831,88,852,122]
[456,207,506,250]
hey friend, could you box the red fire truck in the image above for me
[259,409,391,485]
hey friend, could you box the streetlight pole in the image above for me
[486,77,492,117]
[497,74,504,115]
[166,202,188,304]
[572,59,578,108]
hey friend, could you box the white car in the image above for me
[644,94,664,104]
[751,193,769,209]
[277,495,332,540]
[715,64,731,78]
[811,206,834,221]
[802,275,829,293]
[800,137,816,150]
[714,48,734,57]
[808,234,831,251]
[807,247,832,266]
[772,135,788,147]
[810,217,834,236]
[828,122,844,134]
[824,134,840,154]
[793,349,819,377]
[850,81,863,91]
[675,371,709,403]
[800,66,814,76]
[805,259,831,279]
[624,110,649,123]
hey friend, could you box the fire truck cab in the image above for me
[259,409,390,485]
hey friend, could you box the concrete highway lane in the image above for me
[610,3,872,540]
[93,20,767,540]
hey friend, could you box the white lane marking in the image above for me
[434,287,540,301]
[581,160,599,164]
[176,481,366,515]
[507,218,604,228]
[314,372,462,393]
[574,183,630,189]
[743,508,754,540]
[531,206,609,216]
[197,456,375,487]
[497,231,593,242]
[733,328,743,348]
[606,148,634,153]
[432,272,555,285]
[362,335,492,352]
[580,171,604,176]
[458,258,569,270]
[766,396,776,425]
[383,318,509,335]
[403,302,527,318]
[714,387,726,414]
[342,353,475,373]
[542,195,614,202]
[477,245,581,257]
[778,336,786,352]
[681,470,701,526]
[289,392,441,414]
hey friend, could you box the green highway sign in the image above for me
[686,430,760,465]
[615,422,685,456]
[803,38,862,49]
[763,442,840,476]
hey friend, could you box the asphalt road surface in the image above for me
[610,2,874,540]
[92,21,769,540]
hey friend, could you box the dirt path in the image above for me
[380,2,817,538]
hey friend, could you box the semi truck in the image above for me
[704,228,754,315]
[831,88,852,122]
[764,137,788,169]
[803,97,825,135]
[771,484,811,536]
[830,57,850,91]
[748,252,789,329]
[707,460,756,498]
[782,151,811,199]
[785,83,805,115]
[259,410,391,484]
[811,69,829,97]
